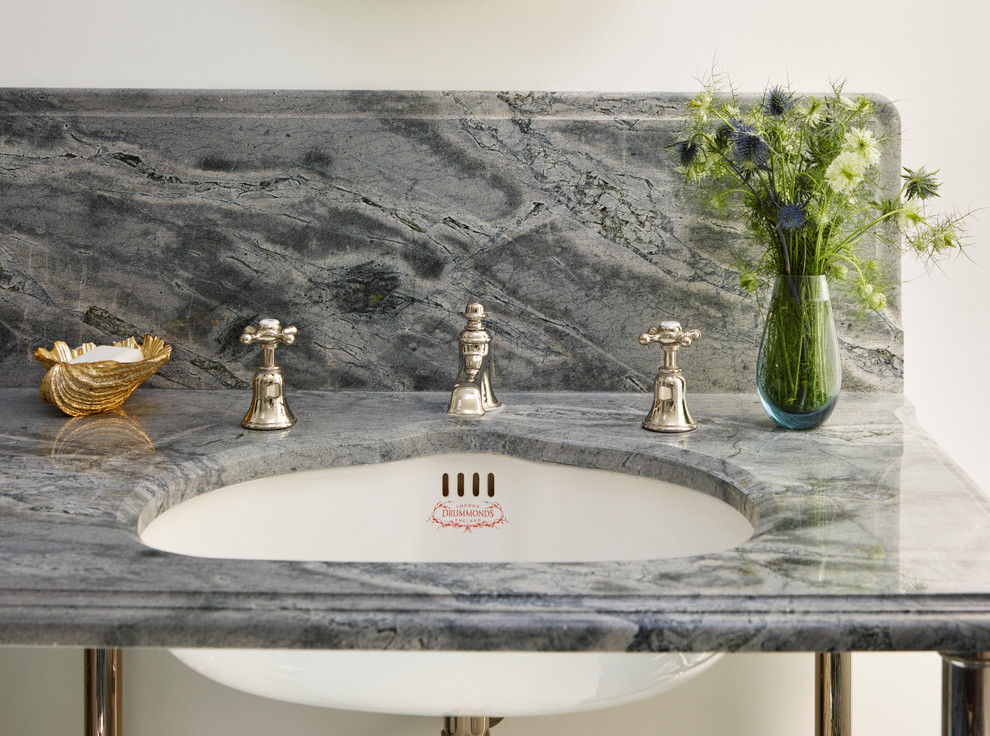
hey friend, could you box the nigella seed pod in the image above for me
[869,292,887,311]
[831,264,850,281]
[739,271,759,293]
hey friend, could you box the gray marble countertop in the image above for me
[2,386,989,653]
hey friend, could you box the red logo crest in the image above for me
[428,499,507,531]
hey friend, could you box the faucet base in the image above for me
[643,418,697,433]
[641,371,697,433]
[242,367,296,430]
[447,385,503,418]
[447,383,487,417]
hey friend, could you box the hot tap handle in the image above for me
[638,320,700,348]
[239,319,298,430]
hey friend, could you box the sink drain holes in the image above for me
[441,473,496,498]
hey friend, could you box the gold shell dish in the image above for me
[34,335,171,417]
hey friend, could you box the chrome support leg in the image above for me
[85,649,122,736]
[816,652,851,736]
[441,716,502,736]
[942,652,990,736]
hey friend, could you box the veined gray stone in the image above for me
[0,387,988,652]
[0,90,901,392]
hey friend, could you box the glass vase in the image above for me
[757,275,841,430]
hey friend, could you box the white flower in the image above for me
[800,101,824,126]
[825,151,867,193]
[843,128,880,167]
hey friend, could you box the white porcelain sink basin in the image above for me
[141,452,753,716]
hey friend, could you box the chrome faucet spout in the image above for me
[447,302,502,417]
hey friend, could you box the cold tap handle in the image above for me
[240,319,297,369]
[241,319,297,347]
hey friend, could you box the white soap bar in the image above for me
[69,345,145,364]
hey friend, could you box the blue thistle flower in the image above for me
[675,140,702,167]
[764,86,793,116]
[729,123,770,167]
[778,202,808,231]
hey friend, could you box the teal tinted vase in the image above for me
[757,275,841,430]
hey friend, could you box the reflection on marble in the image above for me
[36,408,155,475]
[1,388,989,654]
[0,90,902,393]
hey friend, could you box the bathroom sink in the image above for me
[141,452,753,716]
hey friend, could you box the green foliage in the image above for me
[676,72,968,312]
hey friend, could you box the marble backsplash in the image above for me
[0,90,902,392]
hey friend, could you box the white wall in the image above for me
[1,0,986,733]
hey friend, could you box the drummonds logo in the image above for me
[428,471,508,531]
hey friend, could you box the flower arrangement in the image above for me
[674,74,968,427]
[676,74,965,304]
